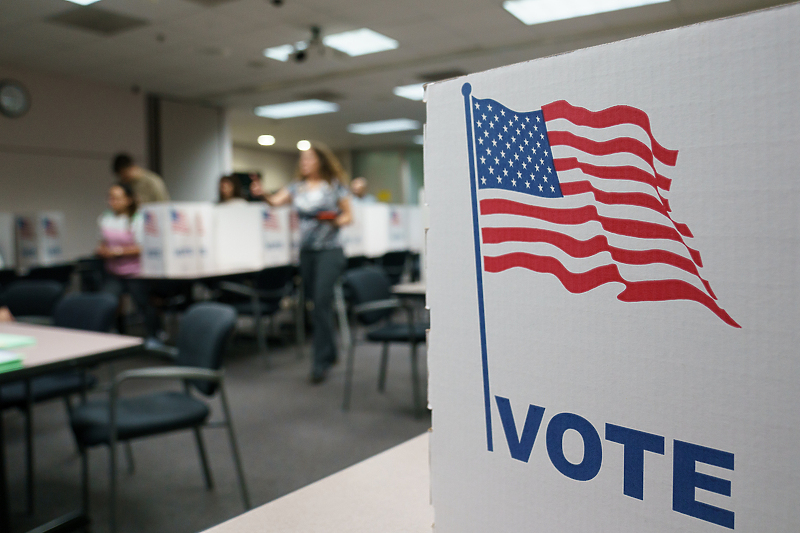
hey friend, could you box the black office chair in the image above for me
[70,302,250,533]
[216,265,301,355]
[0,279,64,324]
[26,263,75,284]
[340,266,428,417]
[0,292,118,514]
[378,251,411,284]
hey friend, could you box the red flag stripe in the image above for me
[541,100,679,166]
[560,180,692,238]
[554,156,671,195]
[547,131,673,189]
[483,252,739,328]
[480,198,704,267]
[481,226,715,298]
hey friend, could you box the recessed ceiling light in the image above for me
[393,83,426,101]
[502,0,669,25]
[258,135,276,146]
[254,100,339,119]
[348,119,420,135]
[263,44,294,62]
[323,28,398,57]
[297,140,311,151]
[64,0,102,4]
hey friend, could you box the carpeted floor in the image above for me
[4,319,430,533]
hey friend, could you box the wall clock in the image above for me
[0,80,31,118]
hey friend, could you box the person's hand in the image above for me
[0,306,14,323]
[250,180,265,198]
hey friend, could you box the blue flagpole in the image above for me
[462,83,493,452]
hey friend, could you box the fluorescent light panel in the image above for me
[323,28,398,57]
[503,0,669,25]
[348,119,420,135]
[393,83,425,101]
[254,100,339,119]
[64,0,102,4]
[263,44,294,62]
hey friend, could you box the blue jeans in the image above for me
[300,247,345,372]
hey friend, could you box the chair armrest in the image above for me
[352,298,403,317]
[219,280,291,301]
[113,366,223,388]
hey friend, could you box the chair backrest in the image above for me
[52,292,119,332]
[341,266,394,326]
[255,265,297,296]
[0,280,65,317]
[176,302,237,396]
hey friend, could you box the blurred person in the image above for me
[96,183,157,337]
[0,306,13,322]
[218,174,247,204]
[112,153,170,204]
[350,176,376,202]
[251,143,352,383]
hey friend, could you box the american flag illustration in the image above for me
[465,87,738,328]
[262,209,280,231]
[170,210,190,234]
[144,212,159,236]
[42,217,59,238]
[16,218,34,239]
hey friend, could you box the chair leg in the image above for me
[410,342,423,418]
[109,441,118,533]
[218,384,251,510]
[193,427,214,490]
[80,445,90,517]
[377,343,390,393]
[124,442,135,475]
[24,380,34,516]
[342,335,357,411]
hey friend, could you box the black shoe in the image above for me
[310,367,328,384]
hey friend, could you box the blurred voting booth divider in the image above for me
[426,4,800,533]
[140,202,423,277]
[0,212,65,270]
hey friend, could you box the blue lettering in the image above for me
[495,396,545,463]
[546,413,602,481]
[673,440,734,529]
[605,424,664,500]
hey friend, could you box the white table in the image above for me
[0,322,143,532]
[391,281,426,298]
[204,432,433,533]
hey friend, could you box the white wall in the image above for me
[160,99,229,202]
[232,145,298,193]
[0,64,146,260]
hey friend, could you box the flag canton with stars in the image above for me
[472,97,562,198]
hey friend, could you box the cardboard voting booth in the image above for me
[426,4,800,532]
[15,212,65,268]
[260,205,292,268]
[0,213,15,269]
[140,204,198,276]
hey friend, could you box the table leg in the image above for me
[0,400,9,532]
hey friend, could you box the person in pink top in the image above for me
[96,183,155,336]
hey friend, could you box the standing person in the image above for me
[96,183,156,337]
[112,153,170,204]
[350,176,376,202]
[218,175,247,204]
[251,144,352,383]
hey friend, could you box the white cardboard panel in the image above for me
[0,213,15,269]
[140,204,197,276]
[213,203,263,271]
[15,212,65,268]
[261,205,292,268]
[426,5,800,533]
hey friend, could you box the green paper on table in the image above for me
[0,333,36,350]
[0,350,23,373]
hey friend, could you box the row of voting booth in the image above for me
[140,201,423,276]
[0,212,66,270]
